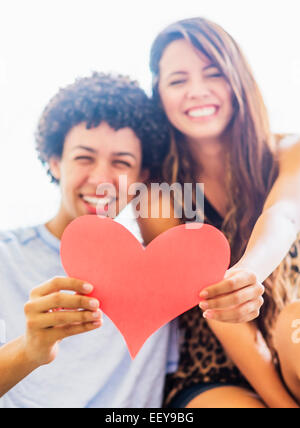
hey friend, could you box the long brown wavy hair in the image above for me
[150,17,293,350]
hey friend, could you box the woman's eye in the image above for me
[205,72,223,78]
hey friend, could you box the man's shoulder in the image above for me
[0,226,43,276]
[0,225,39,249]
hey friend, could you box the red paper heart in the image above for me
[61,215,230,358]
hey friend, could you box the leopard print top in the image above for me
[164,194,300,407]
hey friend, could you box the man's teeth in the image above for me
[187,107,217,118]
[82,196,112,206]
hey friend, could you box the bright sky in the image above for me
[0,0,299,229]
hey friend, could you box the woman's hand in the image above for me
[199,267,265,323]
[23,277,102,367]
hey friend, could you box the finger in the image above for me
[199,271,258,300]
[30,277,93,299]
[203,297,264,323]
[50,320,103,341]
[218,310,261,324]
[224,267,252,279]
[25,293,100,315]
[34,309,103,329]
[200,283,265,311]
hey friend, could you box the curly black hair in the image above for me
[36,72,170,183]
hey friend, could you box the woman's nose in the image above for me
[186,77,211,100]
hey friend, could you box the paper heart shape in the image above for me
[61,215,230,358]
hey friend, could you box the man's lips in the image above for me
[80,195,114,206]
[79,194,117,215]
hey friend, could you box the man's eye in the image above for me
[113,160,132,167]
[169,79,186,86]
[74,156,94,162]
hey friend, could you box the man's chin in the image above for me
[74,199,123,219]
[77,208,118,220]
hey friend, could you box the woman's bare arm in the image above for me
[207,318,299,408]
[234,136,300,282]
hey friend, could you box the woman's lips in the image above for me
[185,105,219,121]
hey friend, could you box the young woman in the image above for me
[138,18,300,408]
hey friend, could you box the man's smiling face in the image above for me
[49,121,148,223]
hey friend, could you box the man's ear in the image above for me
[48,156,61,182]
[139,168,150,183]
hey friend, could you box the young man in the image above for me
[0,73,178,408]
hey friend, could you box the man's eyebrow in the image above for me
[72,145,97,153]
[167,71,188,78]
[72,147,137,160]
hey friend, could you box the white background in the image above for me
[0,0,299,230]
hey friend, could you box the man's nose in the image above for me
[87,162,114,185]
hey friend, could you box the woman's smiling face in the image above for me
[158,38,234,143]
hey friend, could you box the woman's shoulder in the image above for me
[273,134,300,171]
[273,133,300,152]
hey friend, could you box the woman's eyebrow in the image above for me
[166,65,218,79]
[203,64,219,71]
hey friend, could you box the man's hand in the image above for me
[199,268,265,323]
[23,277,102,366]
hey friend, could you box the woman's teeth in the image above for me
[187,106,217,118]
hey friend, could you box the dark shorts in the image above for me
[167,383,237,408]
